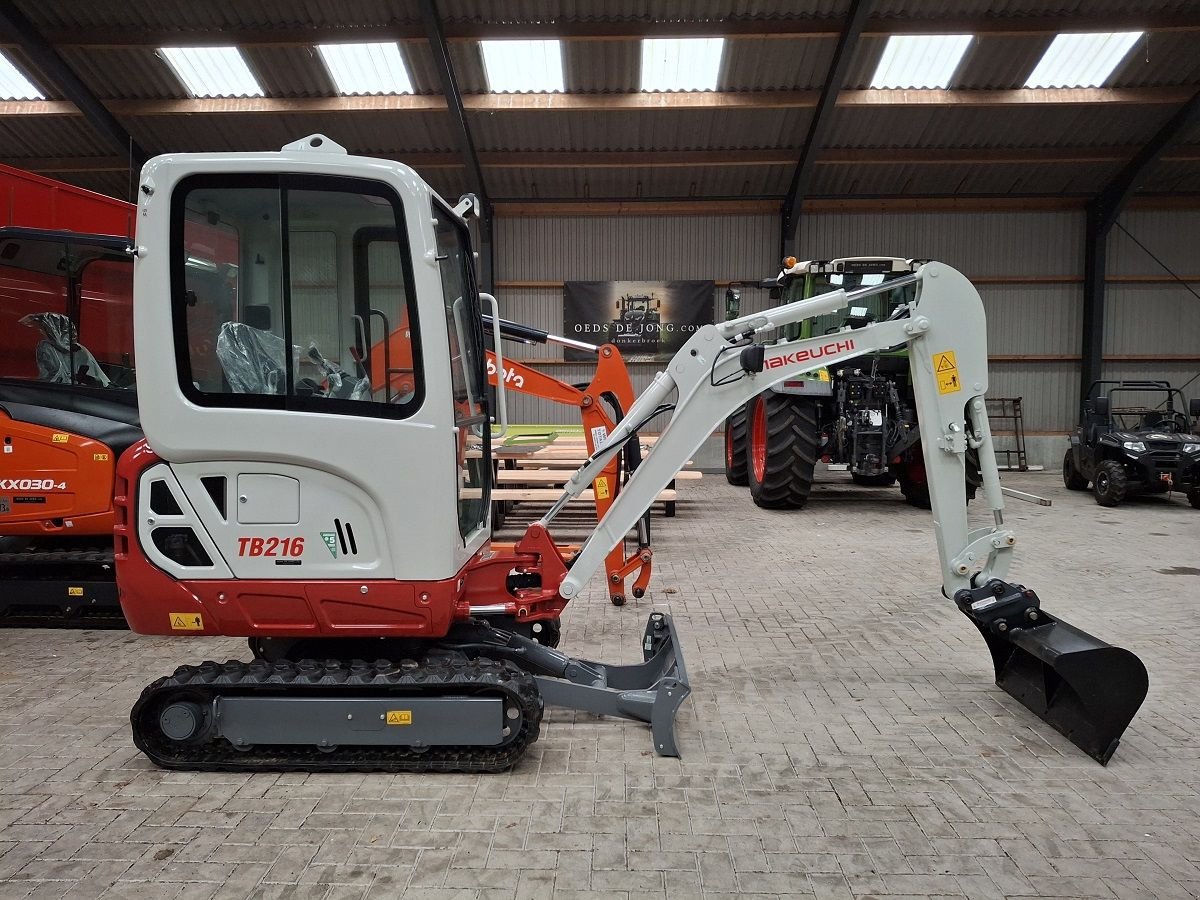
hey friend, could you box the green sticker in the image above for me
[321,532,338,558]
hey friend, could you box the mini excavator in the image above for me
[117,137,1147,771]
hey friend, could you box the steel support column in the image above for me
[0,4,146,166]
[780,0,873,259]
[1079,90,1200,415]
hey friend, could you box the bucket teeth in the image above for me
[955,580,1148,765]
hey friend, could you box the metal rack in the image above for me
[986,397,1028,471]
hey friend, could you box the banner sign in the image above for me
[562,280,715,362]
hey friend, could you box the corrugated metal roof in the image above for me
[0,116,110,158]
[485,163,790,198]
[470,107,812,151]
[809,159,1116,196]
[873,0,1193,15]
[124,110,459,155]
[436,1,852,23]
[822,104,1178,150]
[719,38,835,91]
[16,0,420,32]
[2,0,1198,203]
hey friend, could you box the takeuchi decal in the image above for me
[764,339,856,370]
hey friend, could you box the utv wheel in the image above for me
[851,473,895,487]
[1093,460,1128,507]
[724,406,749,486]
[1188,489,1200,510]
[746,393,818,510]
[1063,450,1089,490]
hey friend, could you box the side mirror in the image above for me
[1092,396,1109,417]
[1189,398,1200,418]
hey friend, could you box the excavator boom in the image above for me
[542,262,1147,764]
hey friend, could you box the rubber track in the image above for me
[0,545,124,629]
[724,406,749,486]
[749,394,818,509]
[131,654,543,774]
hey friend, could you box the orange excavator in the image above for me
[481,318,653,608]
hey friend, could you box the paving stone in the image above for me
[0,473,1197,897]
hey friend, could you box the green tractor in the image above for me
[725,257,971,509]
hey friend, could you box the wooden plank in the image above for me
[466,488,677,502]
[495,469,701,483]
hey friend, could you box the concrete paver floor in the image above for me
[0,471,1197,899]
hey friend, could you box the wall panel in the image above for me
[493,208,1198,434]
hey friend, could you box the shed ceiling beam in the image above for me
[782,0,873,246]
[0,4,146,165]
[18,146,1200,174]
[3,86,1190,119]
[15,11,1200,46]
[1079,88,1200,410]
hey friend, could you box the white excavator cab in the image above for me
[130,135,494,589]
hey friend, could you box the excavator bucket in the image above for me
[956,582,1148,765]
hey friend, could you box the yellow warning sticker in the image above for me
[51,433,69,443]
[93,453,110,461]
[818,368,831,382]
[169,613,204,631]
[386,710,413,726]
[932,350,961,395]
[594,477,611,500]
[68,586,84,597]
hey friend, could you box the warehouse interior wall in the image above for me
[493,207,1200,466]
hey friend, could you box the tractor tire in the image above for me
[1092,460,1128,507]
[900,475,932,509]
[965,448,982,503]
[851,472,896,487]
[1188,489,1200,510]
[746,393,818,510]
[1063,450,1089,490]
[724,406,749,486]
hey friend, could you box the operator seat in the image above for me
[19,312,111,387]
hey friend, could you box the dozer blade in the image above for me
[955,581,1148,765]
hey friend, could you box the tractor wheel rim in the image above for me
[751,400,768,483]
[1097,472,1108,492]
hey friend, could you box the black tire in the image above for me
[1063,449,1089,490]
[746,393,818,510]
[900,476,931,509]
[1188,489,1200,510]
[851,472,896,487]
[724,407,749,486]
[1093,459,1128,507]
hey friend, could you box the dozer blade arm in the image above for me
[537,261,1147,764]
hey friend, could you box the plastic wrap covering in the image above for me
[19,312,111,387]
[215,322,370,400]
[216,322,289,394]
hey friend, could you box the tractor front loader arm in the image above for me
[540,261,1147,765]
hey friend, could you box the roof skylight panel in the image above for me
[480,40,564,92]
[1024,32,1142,88]
[640,38,725,92]
[0,50,44,100]
[160,46,264,98]
[318,42,413,95]
[869,35,974,89]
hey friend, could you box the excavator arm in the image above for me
[536,261,1148,765]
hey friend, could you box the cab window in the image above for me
[171,175,422,418]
